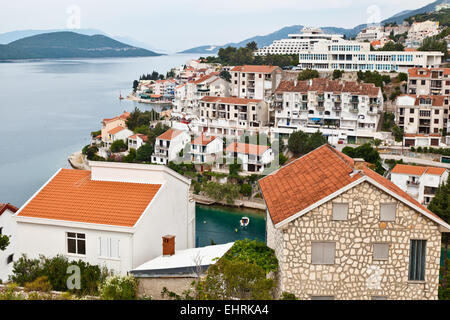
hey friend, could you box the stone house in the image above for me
[259,144,450,300]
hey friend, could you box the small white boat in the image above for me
[240,217,250,228]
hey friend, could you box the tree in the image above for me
[110,140,128,153]
[135,143,153,163]
[378,41,404,51]
[246,41,258,52]
[132,80,139,92]
[288,131,309,156]
[240,184,252,197]
[371,139,383,151]
[307,131,328,151]
[219,70,231,82]
[297,69,319,81]
[428,176,450,293]
[392,124,404,142]
[398,72,408,82]
[0,234,10,251]
[122,148,137,163]
[332,69,343,80]
[419,37,449,59]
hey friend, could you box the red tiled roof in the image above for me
[231,65,280,73]
[193,72,219,84]
[108,126,125,135]
[414,95,446,107]
[192,135,217,146]
[0,203,19,215]
[17,169,162,227]
[129,134,148,142]
[225,142,270,156]
[392,164,447,176]
[408,67,450,78]
[157,129,184,141]
[404,133,441,138]
[259,144,446,226]
[275,79,381,97]
[103,112,131,124]
[200,96,262,104]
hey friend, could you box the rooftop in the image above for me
[259,144,449,229]
[200,96,262,105]
[391,164,447,176]
[0,203,19,215]
[103,111,131,124]
[130,242,234,277]
[108,126,126,135]
[157,129,185,141]
[231,65,280,73]
[225,142,270,156]
[17,169,162,227]
[192,134,218,146]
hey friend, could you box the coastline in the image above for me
[68,151,90,170]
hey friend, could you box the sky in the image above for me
[0,0,433,53]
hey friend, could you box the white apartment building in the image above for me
[152,79,177,98]
[230,65,282,102]
[407,67,450,96]
[173,73,231,114]
[197,96,269,137]
[255,27,344,56]
[406,21,440,49]
[0,203,19,282]
[13,162,196,276]
[128,134,148,151]
[190,134,223,164]
[395,94,449,136]
[104,126,134,149]
[152,129,191,165]
[272,78,383,143]
[390,164,448,205]
[297,38,443,73]
[225,142,274,174]
[356,26,389,42]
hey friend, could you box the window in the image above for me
[409,240,426,281]
[332,203,349,221]
[380,203,396,222]
[67,233,86,255]
[371,296,387,300]
[7,254,14,265]
[311,296,334,300]
[373,243,389,261]
[312,242,335,265]
[99,237,120,259]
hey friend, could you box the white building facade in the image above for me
[0,204,19,282]
[152,129,191,165]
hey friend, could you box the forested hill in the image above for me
[0,32,162,60]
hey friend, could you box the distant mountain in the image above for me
[180,0,449,54]
[0,28,167,54]
[0,32,162,60]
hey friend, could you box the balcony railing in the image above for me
[407,180,420,187]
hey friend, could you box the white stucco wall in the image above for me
[0,209,17,282]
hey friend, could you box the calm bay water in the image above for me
[0,55,266,246]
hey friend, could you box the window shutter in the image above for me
[373,243,389,261]
[111,239,120,258]
[312,242,335,264]
[99,237,108,257]
[380,203,397,222]
[332,203,349,221]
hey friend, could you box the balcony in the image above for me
[407,180,420,187]
[317,95,325,102]
[350,107,359,113]
[351,97,359,103]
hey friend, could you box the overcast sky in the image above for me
[0,0,433,52]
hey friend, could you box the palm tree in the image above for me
[371,139,382,151]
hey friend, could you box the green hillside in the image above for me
[0,32,162,60]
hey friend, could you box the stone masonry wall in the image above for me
[270,182,442,300]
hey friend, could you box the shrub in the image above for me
[281,292,298,300]
[279,153,288,166]
[0,283,24,300]
[24,276,52,292]
[110,140,128,153]
[99,275,138,300]
[240,184,252,197]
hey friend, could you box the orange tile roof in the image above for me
[414,95,446,107]
[276,79,381,97]
[200,96,262,104]
[392,164,447,176]
[157,129,184,141]
[231,65,280,73]
[129,134,148,142]
[108,126,125,135]
[193,72,219,84]
[192,135,217,146]
[0,203,19,215]
[225,142,270,156]
[404,133,442,138]
[103,112,131,124]
[259,144,446,226]
[17,169,162,227]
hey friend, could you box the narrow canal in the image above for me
[195,204,266,247]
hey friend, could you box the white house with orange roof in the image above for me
[128,134,148,151]
[0,203,19,281]
[390,164,448,205]
[13,162,196,275]
[104,126,134,149]
[101,111,131,147]
[225,142,274,174]
[259,144,450,300]
[190,134,223,164]
[152,129,191,165]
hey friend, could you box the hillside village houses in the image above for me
[224,142,274,174]
[0,203,19,282]
[271,78,384,144]
[405,21,441,49]
[259,144,450,300]
[190,134,223,165]
[12,162,196,276]
[389,164,449,206]
[151,128,191,165]
[128,133,148,151]
[407,67,450,96]
[100,111,132,149]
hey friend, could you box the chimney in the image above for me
[353,158,366,171]
[163,235,175,256]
